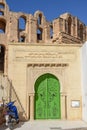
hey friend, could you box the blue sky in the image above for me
[6,0,87,25]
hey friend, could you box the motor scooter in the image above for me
[4,101,19,130]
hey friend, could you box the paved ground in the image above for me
[0,120,87,130]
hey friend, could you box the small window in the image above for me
[37,29,42,40]
[0,20,6,33]
[50,26,53,39]
[0,29,4,33]
[0,45,5,72]
[18,16,26,31]
[68,17,72,35]
[0,3,4,9]
[0,11,4,16]
[0,45,1,52]
[38,14,42,25]
[19,36,25,42]
[79,24,83,40]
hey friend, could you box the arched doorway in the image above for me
[34,73,61,119]
[0,45,5,72]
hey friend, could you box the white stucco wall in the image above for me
[81,42,87,122]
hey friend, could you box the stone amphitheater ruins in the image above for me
[0,0,87,122]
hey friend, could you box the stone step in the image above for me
[50,127,87,130]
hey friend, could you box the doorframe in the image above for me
[34,73,61,119]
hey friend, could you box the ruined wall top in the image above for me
[0,0,87,45]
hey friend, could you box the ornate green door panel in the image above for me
[47,74,61,119]
[34,75,47,119]
[34,73,61,119]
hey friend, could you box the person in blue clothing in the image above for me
[6,101,19,123]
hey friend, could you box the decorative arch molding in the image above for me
[27,63,69,94]
[34,10,44,18]
[18,14,27,20]
[27,63,68,120]
[34,10,46,25]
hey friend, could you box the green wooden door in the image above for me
[34,73,61,119]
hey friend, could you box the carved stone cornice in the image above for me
[27,63,69,67]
